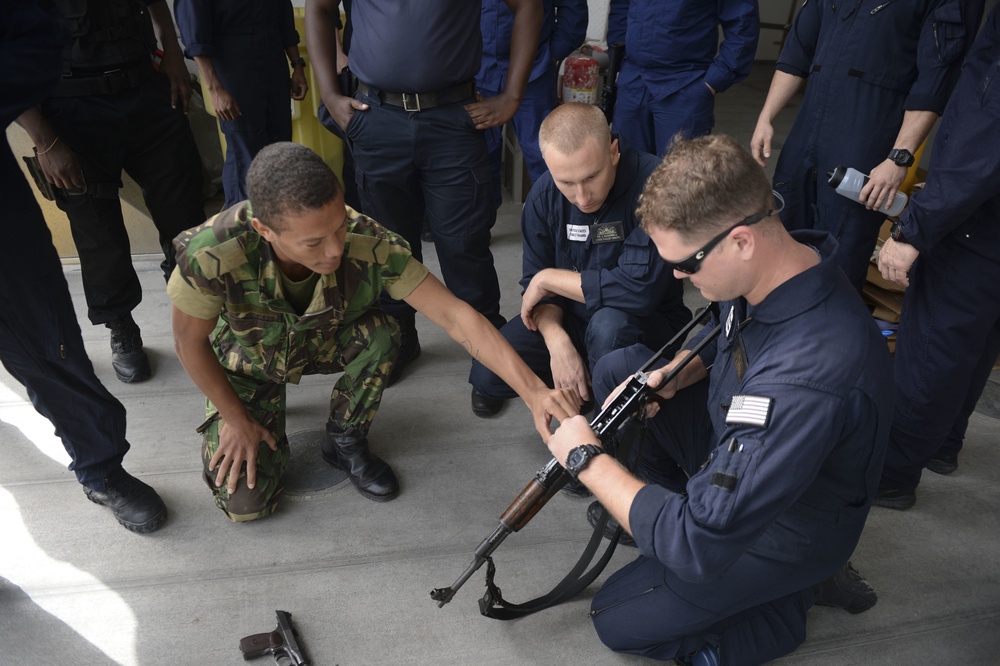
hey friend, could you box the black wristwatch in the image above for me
[890,219,909,244]
[888,148,915,168]
[289,57,306,69]
[564,444,605,479]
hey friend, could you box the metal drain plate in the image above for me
[283,428,349,495]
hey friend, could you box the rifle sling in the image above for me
[479,418,648,620]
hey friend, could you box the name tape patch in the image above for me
[567,224,590,242]
[725,394,773,428]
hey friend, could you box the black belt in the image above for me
[357,81,475,112]
[52,59,154,97]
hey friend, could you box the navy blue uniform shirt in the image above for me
[349,0,482,92]
[630,231,893,582]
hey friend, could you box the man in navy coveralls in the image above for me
[547,135,893,664]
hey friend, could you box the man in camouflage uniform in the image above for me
[169,142,579,522]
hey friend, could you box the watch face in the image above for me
[567,449,585,470]
[890,149,914,167]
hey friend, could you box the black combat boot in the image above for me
[471,387,505,418]
[322,424,400,501]
[83,467,168,533]
[106,314,151,383]
[388,318,421,386]
[813,561,877,613]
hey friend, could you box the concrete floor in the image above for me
[3,64,1000,665]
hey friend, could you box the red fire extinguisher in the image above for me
[562,47,599,105]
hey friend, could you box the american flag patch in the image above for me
[726,395,773,427]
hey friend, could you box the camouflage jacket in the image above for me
[171,201,428,384]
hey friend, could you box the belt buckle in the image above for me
[401,92,422,112]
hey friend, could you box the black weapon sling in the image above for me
[479,417,648,620]
[480,306,721,620]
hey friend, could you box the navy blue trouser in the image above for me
[612,74,715,158]
[468,306,676,400]
[344,85,503,327]
[881,237,1000,491]
[479,68,557,206]
[317,101,364,213]
[587,345,858,664]
[219,86,292,209]
[1,146,129,491]
[41,72,205,324]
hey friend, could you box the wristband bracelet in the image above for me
[36,136,60,155]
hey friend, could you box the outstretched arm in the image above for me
[404,274,580,441]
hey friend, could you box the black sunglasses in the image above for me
[666,192,785,275]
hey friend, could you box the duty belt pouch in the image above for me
[338,67,358,97]
[22,153,57,201]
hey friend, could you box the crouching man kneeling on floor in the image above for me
[546,135,892,664]
[169,142,579,522]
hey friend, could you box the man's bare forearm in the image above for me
[305,0,343,103]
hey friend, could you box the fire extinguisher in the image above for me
[562,47,599,105]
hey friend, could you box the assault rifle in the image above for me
[239,610,309,665]
[431,306,719,611]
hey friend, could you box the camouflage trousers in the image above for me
[199,309,399,521]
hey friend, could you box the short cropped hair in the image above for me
[637,135,775,240]
[246,142,343,232]
[538,102,612,156]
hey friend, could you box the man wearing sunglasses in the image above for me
[546,135,893,665]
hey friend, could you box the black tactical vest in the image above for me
[56,0,155,73]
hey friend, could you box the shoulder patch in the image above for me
[192,237,250,280]
[726,395,773,428]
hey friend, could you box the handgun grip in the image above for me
[239,630,282,660]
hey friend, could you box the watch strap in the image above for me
[888,148,914,167]
[890,219,908,244]
[566,444,605,479]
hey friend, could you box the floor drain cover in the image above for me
[283,428,349,495]
[975,380,1000,421]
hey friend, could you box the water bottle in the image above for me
[827,166,908,217]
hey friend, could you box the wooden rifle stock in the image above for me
[431,307,719,608]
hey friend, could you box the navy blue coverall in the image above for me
[175,0,301,208]
[589,232,892,664]
[469,139,689,399]
[607,0,758,157]
[880,5,1000,494]
[477,0,588,198]
[1,0,132,492]
[772,0,973,290]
